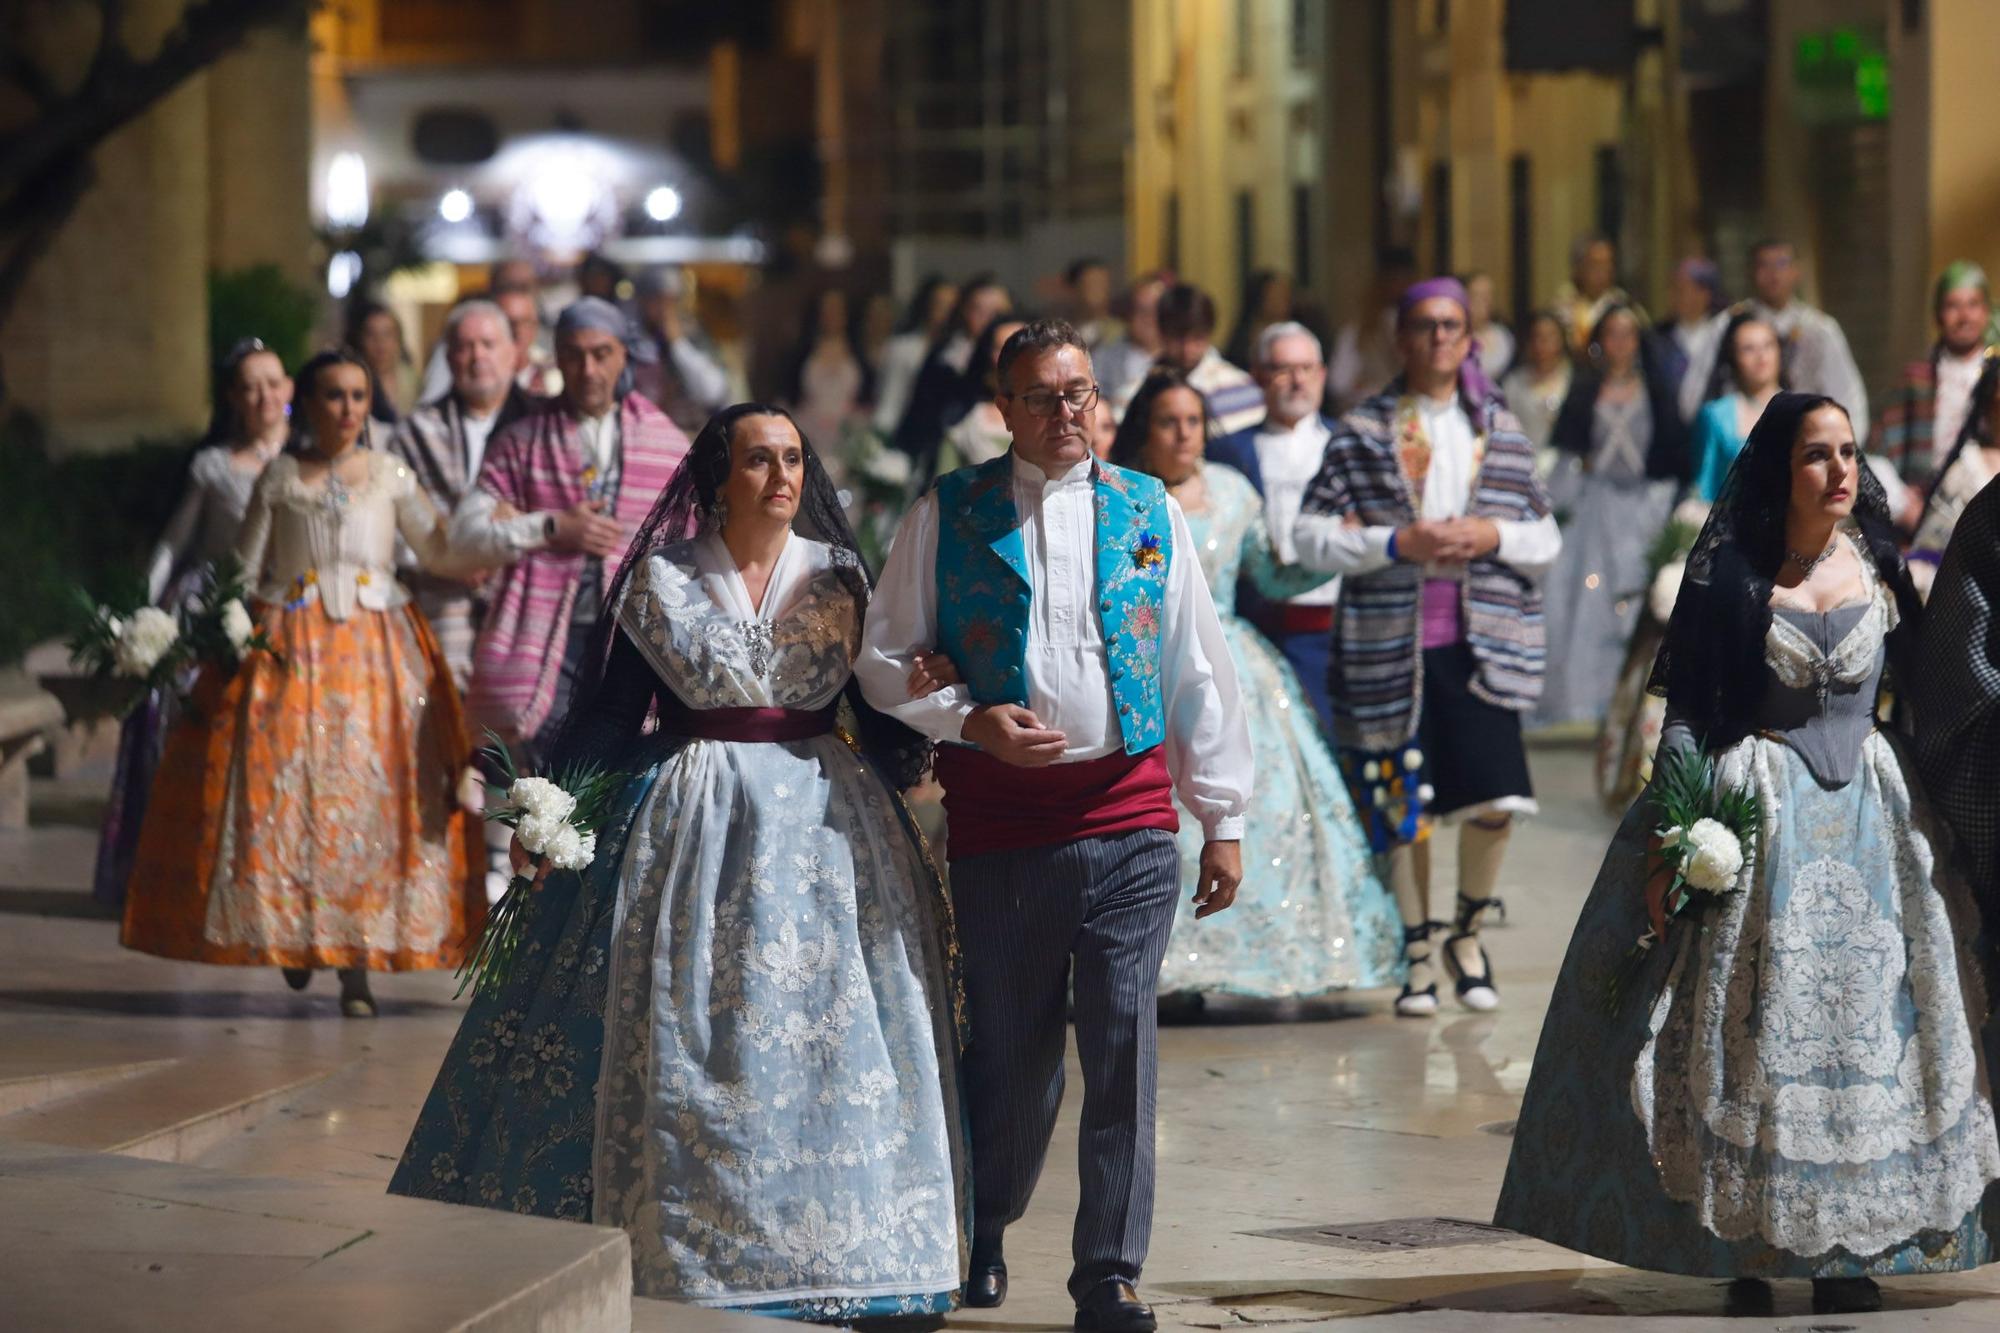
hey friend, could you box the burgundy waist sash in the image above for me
[655,698,838,743]
[932,744,1179,861]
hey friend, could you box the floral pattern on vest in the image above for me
[933,454,1172,754]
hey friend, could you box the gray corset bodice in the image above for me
[1757,602,1881,788]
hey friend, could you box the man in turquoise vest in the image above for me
[859,319,1252,1333]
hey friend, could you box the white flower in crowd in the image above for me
[1362,761,1380,781]
[1402,748,1424,771]
[1649,560,1686,625]
[509,776,577,824]
[515,812,565,857]
[113,606,179,678]
[861,447,911,486]
[1417,784,1436,802]
[220,599,254,655]
[544,824,596,872]
[1671,497,1712,530]
[1683,817,1744,892]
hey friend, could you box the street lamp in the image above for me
[438,188,474,224]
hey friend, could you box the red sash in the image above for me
[932,744,1178,861]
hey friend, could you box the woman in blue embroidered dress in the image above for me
[1111,369,1401,1001]
[1495,393,2000,1317]
[390,404,969,1322]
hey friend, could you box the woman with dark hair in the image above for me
[123,349,487,1017]
[1499,392,2000,1315]
[892,274,1011,457]
[1535,303,1691,727]
[391,403,969,1320]
[345,299,413,425]
[1497,310,1572,465]
[927,313,1027,483]
[873,274,957,434]
[1222,267,1294,371]
[1691,309,1786,501]
[781,287,874,466]
[1908,353,2000,588]
[92,339,295,911]
[1106,369,1399,1004]
[1668,257,1729,422]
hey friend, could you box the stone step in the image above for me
[0,1050,343,1163]
[0,1137,633,1332]
[0,1057,180,1117]
[630,1294,784,1331]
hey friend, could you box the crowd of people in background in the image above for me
[99,229,2000,1323]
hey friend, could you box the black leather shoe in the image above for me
[1074,1280,1156,1333]
[1723,1277,1773,1317]
[963,1243,1006,1309]
[1812,1276,1881,1314]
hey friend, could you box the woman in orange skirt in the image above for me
[125,349,486,1016]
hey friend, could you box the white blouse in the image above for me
[235,451,477,619]
[856,452,1251,841]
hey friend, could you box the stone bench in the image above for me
[0,687,63,829]
[24,639,124,776]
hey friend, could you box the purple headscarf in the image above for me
[1675,257,1725,314]
[1398,276,1495,408]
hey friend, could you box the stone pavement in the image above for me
[4,747,2000,1329]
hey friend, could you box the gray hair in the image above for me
[443,299,509,348]
[1254,320,1323,368]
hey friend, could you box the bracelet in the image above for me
[1386,529,1400,562]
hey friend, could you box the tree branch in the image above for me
[0,0,304,200]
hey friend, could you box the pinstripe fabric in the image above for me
[948,827,1181,1303]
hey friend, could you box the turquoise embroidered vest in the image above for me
[933,453,1172,754]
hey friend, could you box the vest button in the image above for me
[1119,703,1131,714]
[1012,627,1024,639]
[1100,600,1111,612]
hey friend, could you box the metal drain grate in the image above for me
[1249,1216,1516,1252]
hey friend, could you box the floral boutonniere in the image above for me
[1131,530,1164,571]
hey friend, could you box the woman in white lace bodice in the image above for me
[1497,393,2000,1316]
[123,350,487,1018]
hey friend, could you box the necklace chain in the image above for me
[1786,533,1839,577]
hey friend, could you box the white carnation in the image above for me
[1649,560,1685,624]
[113,606,179,677]
[544,823,596,872]
[220,599,254,655]
[1670,498,1712,530]
[515,811,565,856]
[861,448,911,485]
[508,776,576,824]
[1683,817,1744,892]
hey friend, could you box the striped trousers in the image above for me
[948,827,1181,1302]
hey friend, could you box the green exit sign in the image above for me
[1794,27,1890,123]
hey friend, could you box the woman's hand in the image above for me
[907,650,963,699]
[508,835,553,889]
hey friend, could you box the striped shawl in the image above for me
[1874,352,1940,488]
[1301,384,1550,752]
[466,393,689,741]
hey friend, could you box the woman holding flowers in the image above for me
[93,338,293,911]
[122,349,487,1018]
[1496,393,2000,1314]
[390,404,968,1321]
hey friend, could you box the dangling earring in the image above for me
[714,497,731,530]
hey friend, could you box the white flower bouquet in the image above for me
[182,555,281,671]
[456,732,628,999]
[1603,743,1762,1015]
[68,556,282,719]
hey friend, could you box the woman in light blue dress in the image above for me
[1111,369,1402,1000]
[1496,393,2000,1317]
[391,404,968,1323]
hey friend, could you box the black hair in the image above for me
[994,317,1089,393]
[1108,366,1213,471]
[895,274,953,336]
[1155,284,1218,338]
[781,286,876,409]
[289,347,377,453]
[200,337,286,447]
[1065,256,1108,287]
[1702,307,1788,405]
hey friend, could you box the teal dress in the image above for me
[1156,465,1402,997]
[1693,395,1748,502]
[1497,554,2000,1277]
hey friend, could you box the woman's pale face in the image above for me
[1790,404,1859,525]
[1732,321,1782,393]
[230,350,292,439]
[721,414,805,529]
[1526,318,1565,370]
[962,286,1011,342]
[1140,386,1206,483]
[305,363,370,454]
[926,283,959,332]
[1091,401,1117,459]
[1598,313,1641,374]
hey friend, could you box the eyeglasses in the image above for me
[1405,317,1467,339]
[1012,384,1101,417]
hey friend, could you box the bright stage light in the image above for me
[438,188,474,223]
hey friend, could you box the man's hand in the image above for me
[1393,520,1449,564]
[547,501,623,558]
[906,650,963,699]
[1193,840,1242,918]
[1430,516,1501,563]
[961,704,1067,767]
